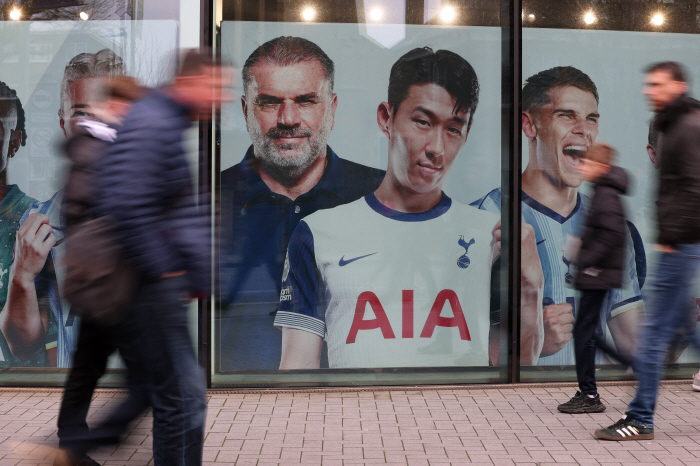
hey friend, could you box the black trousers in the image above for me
[56,311,148,456]
[574,289,632,396]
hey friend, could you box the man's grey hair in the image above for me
[60,48,125,114]
[242,36,334,95]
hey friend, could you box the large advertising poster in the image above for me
[217,22,504,371]
[520,28,700,368]
[0,21,177,368]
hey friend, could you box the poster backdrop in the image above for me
[0,21,177,367]
[217,22,503,371]
[521,28,700,366]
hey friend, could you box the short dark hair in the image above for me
[0,81,27,146]
[242,36,335,95]
[522,66,599,112]
[648,113,660,149]
[178,48,224,77]
[387,47,479,126]
[586,142,617,166]
[645,61,688,83]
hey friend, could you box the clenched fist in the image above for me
[540,301,574,357]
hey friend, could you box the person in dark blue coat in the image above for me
[60,50,231,466]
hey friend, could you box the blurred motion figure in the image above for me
[65,49,231,466]
[54,75,144,466]
[557,143,631,415]
[596,61,700,441]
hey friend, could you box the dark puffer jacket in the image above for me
[655,95,700,246]
[94,90,210,295]
[574,166,629,290]
[63,120,116,227]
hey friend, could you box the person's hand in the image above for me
[655,244,678,253]
[12,214,55,285]
[540,302,575,357]
[490,220,544,301]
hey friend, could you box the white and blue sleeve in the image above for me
[273,221,326,338]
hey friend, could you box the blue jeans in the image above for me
[132,276,207,465]
[628,244,700,428]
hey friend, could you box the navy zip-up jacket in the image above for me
[94,89,210,295]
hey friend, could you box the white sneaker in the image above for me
[693,373,700,392]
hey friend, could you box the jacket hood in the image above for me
[597,165,629,195]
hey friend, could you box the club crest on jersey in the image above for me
[457,235,475,269]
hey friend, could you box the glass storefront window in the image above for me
[0,0,197,387]
[3,0,698,388]
[211,0,514,387]
[519,0,700,383]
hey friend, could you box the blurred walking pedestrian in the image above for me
[61,49,230,466]
[54,75,144,466]
[595,61,700,441]
[557,143,631,415]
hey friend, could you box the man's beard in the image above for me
[248,118,332,183]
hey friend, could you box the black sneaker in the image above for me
[594,413,654,441]
[557,391,606,414]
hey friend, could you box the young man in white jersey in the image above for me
[473,67,644,366]
[274,47,545,369]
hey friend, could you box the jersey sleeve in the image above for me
[605,226,644,321]
[273,221,326,338]
[470,188,502,214]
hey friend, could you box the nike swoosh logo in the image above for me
[536,239,546,245]
[339,253,377,266]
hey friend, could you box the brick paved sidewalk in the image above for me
[1,381,699,465]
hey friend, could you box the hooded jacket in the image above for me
[655,95,700,246]
[574,165,629,290]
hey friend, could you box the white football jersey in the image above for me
[274,193,500,369]
[472,187,644,366]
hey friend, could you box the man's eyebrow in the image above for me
[254,94,282,103]
[294,92,319,101]
[552,108,600,119]
[254,92,320,103]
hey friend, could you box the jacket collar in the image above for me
[656,94,700,132]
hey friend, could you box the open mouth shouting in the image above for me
[562,144,587,167]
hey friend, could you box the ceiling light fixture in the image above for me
[369,7,382,21]
[302,7,315,21]
[440,6,456,22]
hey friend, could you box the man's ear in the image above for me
[8,129,21,158]
[330,93,338,130]
[377,102,392,139]
[522,111,537,139]
[58,109,67,138]
[647,144,659,169]
[241,95,248,120]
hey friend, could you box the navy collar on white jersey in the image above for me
[522,190,582,224]
[365,192,452,222]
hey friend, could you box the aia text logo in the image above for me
[346,290,471,343]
